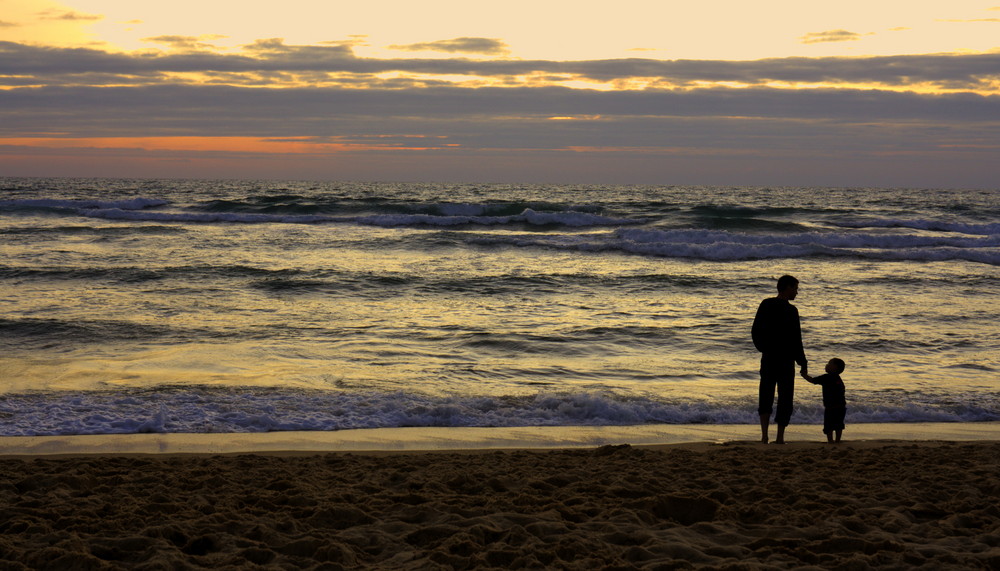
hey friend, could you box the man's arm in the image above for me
[792,305,807,370]
[751,299,771,353]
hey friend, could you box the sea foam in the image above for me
[0,388,996,437]
[469,228,1000,264]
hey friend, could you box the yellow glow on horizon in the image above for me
[548,115,604,121]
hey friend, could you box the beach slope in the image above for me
[1,441,998,569]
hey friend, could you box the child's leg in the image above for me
[835,407,846,443]
[823,408,836,443]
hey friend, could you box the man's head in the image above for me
[776,275,799,300]
[826,358,846,374]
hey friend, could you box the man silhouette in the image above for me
[752,275,807,444]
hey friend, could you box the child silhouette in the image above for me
[802,358,846,443]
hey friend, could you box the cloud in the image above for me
[3,88,997,188]
[0,20,21,28]
[1,38,999,186]
[5,35,1000,187]
[2,82,997,186]
[244,38,294,53]
[37,10,102,22]
[3,85,997,143]
[800,30,863,44]
[142,35,227,51]
[4,40,999,93]
[388,37,510,55]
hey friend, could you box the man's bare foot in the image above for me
[776,426,786,443]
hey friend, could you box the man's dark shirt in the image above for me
[751,297,806,366]
[808,373,846,408]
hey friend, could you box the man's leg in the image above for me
[773,362,795,443]
[758,357,777,443]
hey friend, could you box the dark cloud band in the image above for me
[2,84,997,140]
[2,41,998,89]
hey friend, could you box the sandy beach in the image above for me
[1,440,998,570]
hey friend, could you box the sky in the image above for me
[1,0,999,187]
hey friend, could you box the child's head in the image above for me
[826,358,846,374]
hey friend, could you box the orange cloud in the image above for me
[0,136,453,154]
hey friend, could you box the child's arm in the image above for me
[800,370,814,382]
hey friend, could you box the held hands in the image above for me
[800,366,812,381]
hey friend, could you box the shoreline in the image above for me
[2,421,999,457]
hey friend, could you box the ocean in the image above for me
[1,178,998,437]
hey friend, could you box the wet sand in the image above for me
[1,440,999,569]
[5,422,1000,456]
